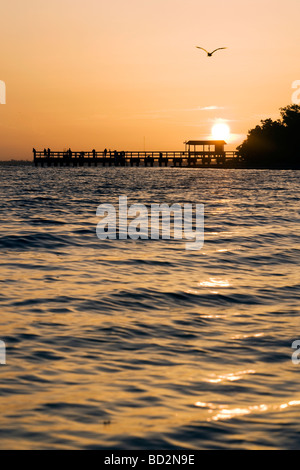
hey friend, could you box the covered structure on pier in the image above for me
[184,140,226,165]
[184,140,226,156]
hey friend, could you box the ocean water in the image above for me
[0,165,299,450]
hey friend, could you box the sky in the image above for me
[0,0,299,159]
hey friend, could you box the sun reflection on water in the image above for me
[199,278,231,288]
[194,400,300,422]
[206,369,256,384]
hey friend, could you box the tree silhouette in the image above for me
[237,105,300,168]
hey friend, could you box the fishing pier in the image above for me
[33,140,241,168]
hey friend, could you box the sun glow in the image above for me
[211,122,231,141]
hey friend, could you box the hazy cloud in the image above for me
[199,106,225,111]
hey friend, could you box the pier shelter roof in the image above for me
[185,140,226,146]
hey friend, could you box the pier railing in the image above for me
[33,149,241,167]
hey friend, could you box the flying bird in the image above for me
[196,47,227,57]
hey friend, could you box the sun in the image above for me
[211,122,230,141]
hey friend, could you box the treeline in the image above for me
[237,105,300,168]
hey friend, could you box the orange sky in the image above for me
[0,0,299,159]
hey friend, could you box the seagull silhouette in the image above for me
[196,47,227,57]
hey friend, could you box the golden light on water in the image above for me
[194,399,300,423]
[198,277,231,288]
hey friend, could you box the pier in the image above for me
[33,140,241,168]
